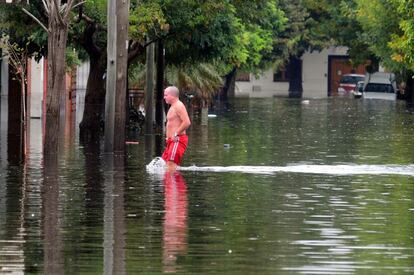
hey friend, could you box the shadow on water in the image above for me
[102,153,126,275]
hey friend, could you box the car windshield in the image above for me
[364,83,394,93]
[340,75,364,84]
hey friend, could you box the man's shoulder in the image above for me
[175,100,187,109]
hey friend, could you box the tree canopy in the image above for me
[2,0,414,103]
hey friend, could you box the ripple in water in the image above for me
[177,164,414,176]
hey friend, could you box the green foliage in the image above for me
[329,1,373,65]
[271,0,337,71]
[352,0,414,77]
[161,1,243,66]
[83,0,107,23]
[235,0,287,72]
[0,3,46,59]
[129,2,168,43]
[166,62,223,103]
[129,0,286,74]
[0,34,28,82]
[66,47,81,72]
[68,0,107,61]
[129,60,223,104]
[387,0,414,71]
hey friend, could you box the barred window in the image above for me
[236,72,250,82]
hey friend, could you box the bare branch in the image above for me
[22,7,48,32]
[41,0,50,15]
[74,13,107,31]
[128,40,144,63]
[76,13,94,24]
[63,0,76,19]
[51,0,64,25]
[71,1,85,11]
[59,3,67,14]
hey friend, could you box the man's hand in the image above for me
[173,132,179,142]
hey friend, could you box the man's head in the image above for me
[164,86,179,104]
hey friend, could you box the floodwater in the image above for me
[1,97,414,274]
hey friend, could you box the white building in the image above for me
[235,47,360,98]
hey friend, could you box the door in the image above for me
[328,56,366,96]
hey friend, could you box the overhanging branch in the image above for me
[70,1,85,15]
[22,8,48,32]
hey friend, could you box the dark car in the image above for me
[337,74,365,95]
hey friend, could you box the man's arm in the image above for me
[175,103,191,135]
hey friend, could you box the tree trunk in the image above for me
[44,22,68,155]
[145,42,155,134]
[8,73,23,164]
[405,73,414,103]
[155,40,164,133]
[287,55,303,98]
[220,67,237,100]
[20,73,27,161]
[79,55,106,141]
[78,14,107,142]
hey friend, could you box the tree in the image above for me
[73,1,109,141]
[2,0,82,154]
[73,0,139,141]
[274,0,338,98]
[320,0,374,66]
[353,0,414,101]
[42,0,80,155]
[388,0,414,72]
[131,61,224,106]
[0,35,29,160]
[73,0,285,138]
[219,0,286,98]
[78,0,243,138]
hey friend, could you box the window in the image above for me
[340,75,364,84]
[365,83,394,93]
[236,72,250,82]
[273,66,289,82]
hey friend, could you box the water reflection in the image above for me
[0,162,26,273]
[103,154,126,275]
[42,155,63,274]
[162,171,188,273]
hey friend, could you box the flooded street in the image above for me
[1,97,414,273]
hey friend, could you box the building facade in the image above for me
[235,47,365,98]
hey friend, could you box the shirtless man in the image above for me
[161,86,191,172]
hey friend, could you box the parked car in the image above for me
[353,72,397,100]
[337,74,365,95]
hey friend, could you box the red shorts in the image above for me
[162,135,188,165]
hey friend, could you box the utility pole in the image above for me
[105,0,129,153]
